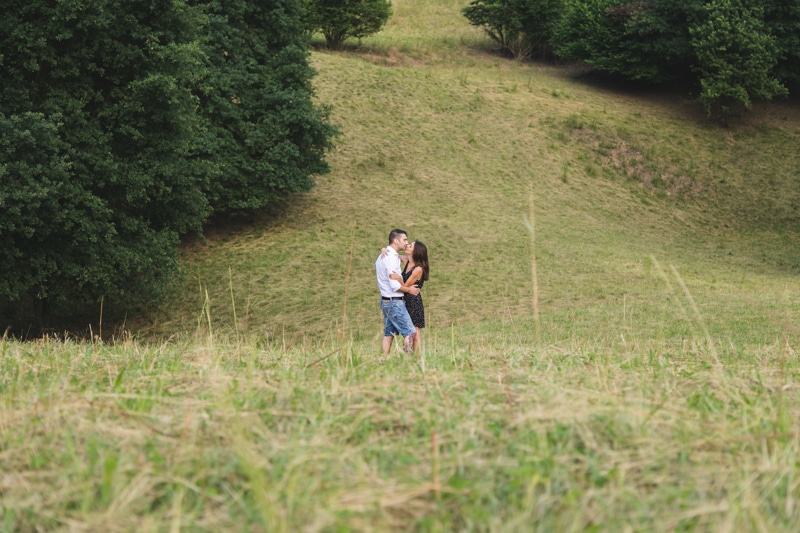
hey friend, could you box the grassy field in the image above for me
[4,0,800,530]
[2,334,799,531]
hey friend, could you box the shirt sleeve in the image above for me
[379,254,402,291]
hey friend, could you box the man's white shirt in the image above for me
[375,247,403,298]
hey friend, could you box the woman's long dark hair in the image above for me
[412,241,430,281]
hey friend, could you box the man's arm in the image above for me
[394,269,421,296]
[398,284,420,296]
[380,255,419,296]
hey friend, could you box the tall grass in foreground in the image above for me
[2,324,799,531]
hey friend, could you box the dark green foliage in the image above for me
[552,0,645,76]
[0,114,79,302]
[0,0,209,313]
[552,0,703,82]
[462,0,564,59]
[305,0,393,50]
[763,0,800,86]
[613,0,705,82]
[552,0,798,121]
[1,0,337,325]
[193,0,337,212]
[691,0,787,121]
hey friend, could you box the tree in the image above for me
[552,0,704,83]
[691,0,787,121]
[2,0,339,328]
[192,0,338,213]
[0,0,209,323]
[763,0,800,87]
[551,0,796,121]
[305,0,393,50]
[462,0,564,59]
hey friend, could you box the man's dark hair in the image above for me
[388,228,407,245]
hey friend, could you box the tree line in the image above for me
[463,0,800,121]
[0,0,339,329]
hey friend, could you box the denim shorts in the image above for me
[381,299,416,337]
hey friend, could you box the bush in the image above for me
[552,0,796,121]
[763,0,800,87]
[463,0,564,59]
[304,0,393,50]
[552,0,703,82]
[691,0,787,122]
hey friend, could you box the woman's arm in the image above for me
[391,266,422,287]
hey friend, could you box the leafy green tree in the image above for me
[305,0,392,50]
[193,0,338,212]
[0,114,77,316]
[462,0,533,59]
[552,0,703,82]
[463,0,564,59]
[551,0,797,121]
[763,0,800,86]
[690,0,787,121]
[0,0,209,322]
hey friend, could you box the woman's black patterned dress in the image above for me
[402,263,425,328]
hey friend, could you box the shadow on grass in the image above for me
[0,296,134,341]
[566,68,800,128]
[309,39,429,67]
[0,193,322,341]
[183,192,320,249]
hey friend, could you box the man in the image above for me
[375,229,420,354]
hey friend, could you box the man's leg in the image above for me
[381,300,400,354]
[382,335,394,354]
[402,334,415,354]
[385,301,416,354]
[395,305,417,354]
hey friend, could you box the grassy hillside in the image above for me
[140,0,800,354]
[4,0,800,530]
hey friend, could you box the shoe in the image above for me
[402,335,414,354]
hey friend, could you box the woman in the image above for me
[389,240,429,352]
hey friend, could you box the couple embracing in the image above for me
[374,229,430,354]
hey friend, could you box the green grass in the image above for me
[141,1,800,346]
[4,0,800,529]
[3,333,800,531]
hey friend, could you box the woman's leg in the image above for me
[414,327,422,352]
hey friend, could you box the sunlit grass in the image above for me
[309,0,490,60]
[2,325,799,530]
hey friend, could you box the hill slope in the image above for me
[145,0,800,352]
